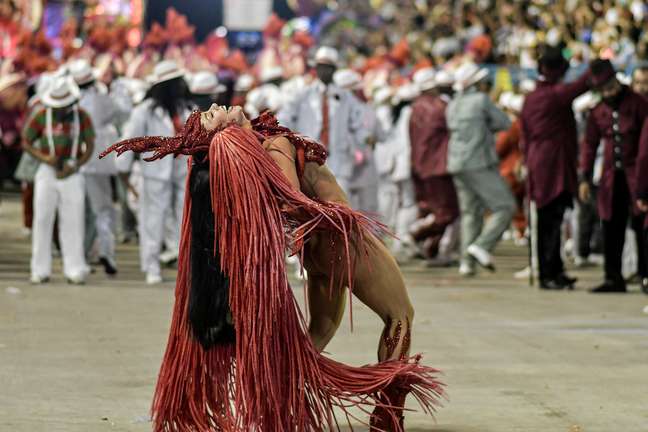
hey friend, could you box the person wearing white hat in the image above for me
[188,71,226,111]
[278,46,370,194]
[244,84,283,118]
[370,85,395,223]
[333,69,362,90]
[446,62,515,275]
[70,58,125,276]
[22,76,95,284]
[332,68,379,214]
[371,83,420,261]
[231,73,255,108]
[409,68,460,264]
[116,60,192,284]
[259,65,284,86]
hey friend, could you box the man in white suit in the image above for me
[278,47,369,194]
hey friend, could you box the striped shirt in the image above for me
[23,106,95,162]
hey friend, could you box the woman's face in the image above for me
[200,104,252,131]
[226,105,252,129]
[200,104,229,130]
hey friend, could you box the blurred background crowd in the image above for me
[1,0,648,292]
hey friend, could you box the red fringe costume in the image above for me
[102,112,444,431]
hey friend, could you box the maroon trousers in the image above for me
[411,174,460,257]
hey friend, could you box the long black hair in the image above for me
[147,77,188,117]
[188,156,235,349]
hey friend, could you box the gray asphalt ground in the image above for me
[1,194,647,432]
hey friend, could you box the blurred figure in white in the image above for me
[371,86,396,226]
[279,47,370,193]
[23,76,95,284]
[187,71,226,111]
[70,59,122,276]
[116,61,191,285]
[245,84,283,117]
[333,68,379,214]
[382,83,420,261]
[109,77,148,244]
[231,73,254,108]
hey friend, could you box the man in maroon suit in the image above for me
[409,69,460,261]
[580,59,648,293]
[520,46,591,289]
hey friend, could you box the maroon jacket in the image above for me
[581,87,648,221]
[520,72,590,208]
[409,93,450,179]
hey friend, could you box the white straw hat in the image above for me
[189,71,226,95]
[0,73,25,93]
[147,60,185,86]
[41,76,80,108]
[412,67,436,91]
[453,62,489,92]
[234,73,254,92]
[314,46,339,66]
[434,70,455,87]
[259,66,284,83]
[333,69,362,90]
[68,59,97,85]
[372,86,393,105]
[392,83,420,104]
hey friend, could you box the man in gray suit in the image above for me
[446,62,515,276]
[278,46,369,194]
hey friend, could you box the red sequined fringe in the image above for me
[151,126,444,431]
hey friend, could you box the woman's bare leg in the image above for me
[306,273,347,352]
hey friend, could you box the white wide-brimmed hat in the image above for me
[68,59,97,86]
[234,73,254,92]
[0,73,25,93]
[189,71,226,95]
[412,67,436,91]
[333,68,362,90]
[147,60,185,86]
[314,46,339,66]
[245,85,283,116]
[372,86,393,105]
[392,83,420,104]
[259,66,284,83]
[453,62,489,92]
[42,76,80,108]
[434,70,454,87]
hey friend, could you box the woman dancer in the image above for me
[102,105,444,431]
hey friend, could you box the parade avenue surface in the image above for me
[1,195,647,432]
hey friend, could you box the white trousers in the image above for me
[84,174,116,261]
[139,176,185,276]
[349,183,378,214]
[31,165,87,279]
[377,178,399,229]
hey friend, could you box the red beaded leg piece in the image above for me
[371,318,413,431]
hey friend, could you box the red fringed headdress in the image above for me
[102,114,444,431]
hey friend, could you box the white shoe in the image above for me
[588,254,604,266]
[146,273,163,285]
[458,262,476,277]
[574,256,586,268]
[159,250,179,265]
[409,214,436,235]
[466,244,495,272]
[514,266,532,279]
[514,236,528,247]
[30,275,50,284]
[66,274,86,285]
